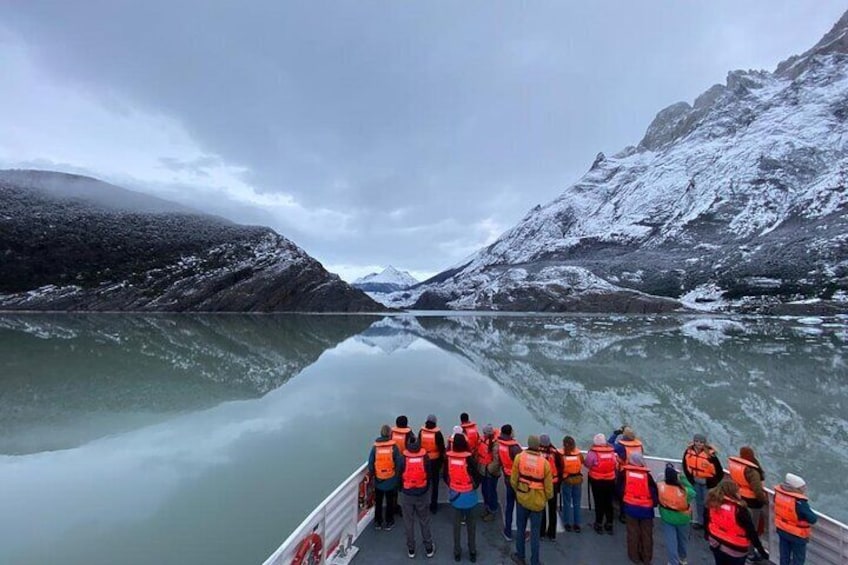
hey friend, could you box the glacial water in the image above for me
[0,312,845,565]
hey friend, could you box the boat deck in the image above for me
[355,503,717,564]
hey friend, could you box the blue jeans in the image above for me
[661,521,689,565]
[693,482,707,524]
[560,483,582,526]
[482,475,499,512]
[503,476,516,535]
[515,504,543,565]
[779,532,808,565]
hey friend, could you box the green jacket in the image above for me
[659,473,696,526]
[510,450,554,512]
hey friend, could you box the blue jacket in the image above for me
[608,430,627,461]
[368,435,403,492]
[443,452,481,510]
[777,498,819,544]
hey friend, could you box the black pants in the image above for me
[428,459,442,511]
[540,483,560,538]
[375,488,397,526]
[589,478,615,526]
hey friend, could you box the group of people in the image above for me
[368,416,818,565]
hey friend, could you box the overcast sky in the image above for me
[1,2,845,281]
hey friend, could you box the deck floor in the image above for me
[354,504,717,564]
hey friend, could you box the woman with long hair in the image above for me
[704,480,769,564]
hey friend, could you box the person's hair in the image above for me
[380,424,391,437]
[706,480,740,509]
[501,424,513,436]
[563,436,576,452]
[739,446,764,480]
[452,433,469,452]
[460,412,469,423]
[396,415,408,428]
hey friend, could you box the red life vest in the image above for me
[622,465,653,508]
[774,485,811,540]
[391,426,411,452]
[588,445,616,480]
[476,436,495,466]
[374,440,396,480]
[562,448,583,477]
[461,421,480,451]
[447,451,474,493]
[517,451,546,490]
[541,447,560,484]
[728,456,760,500]
[658,482,689,512]
[708,497,749,551]
[402,449,428,490]
[498,437,520,476]
[617,438,643,467]
[419,427,441,460]
[684,444,717,480]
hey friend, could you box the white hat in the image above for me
[593,433,607,446]
[452,425,464,436]
[785,473,806,489]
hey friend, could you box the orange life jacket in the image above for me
[517,451,546,490]
[562,448,583,477]
[446,451,474,493]
[461,421,480,451]
[774,485,811,539]
[684,444,717,480]
[588,445,616,480]
[541,447,560,484]
[617,438,643,467]
[374,440,397,480]
[419,427,441,460]
[728,456,759,500]
[658,482,690,512]
[498,437,520,476]
[391,426,411,452]
[708,497,749,551]
[402,449,428,490]
[476,436,495,466]
[622,465,653,508]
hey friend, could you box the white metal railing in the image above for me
[264,455,848,565]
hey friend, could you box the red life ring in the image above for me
[290,532,322,565]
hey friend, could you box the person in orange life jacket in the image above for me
[497,424,523,542]
[585,432,617,535]
[659,463,695,565]
[447,425,464,450]
[616,451,658,565]
[398,437,435,559]
[728,446,768,537]
[510,435,553,565]
[476,424,500,521]
[774,473,817,565]
[442,433,481,563]
[609,425,644,524]
[419,414,446,514]
[538,434,563,540]
[392,415,416,517]
[460,412,480,452]
[368,424,403,531]
[682,433,723,530]
[704,480,768,565]
[560,435,585,533]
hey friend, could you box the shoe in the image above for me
[470,552,477,563]
[461,518,467,525]
[408,548,416,559]
[385,521,395,531]
[375,522,383,531]
[454,551,461,562]
[511,554,527,565]
[604,524,614,535]
[564,524,572,532]
[481,512,495,522]
[574,525,582,533]
[593,523,603,534]
[678,559,688,565]
[429,505,438,514]
[425,544,435,558]
[502,529,514,542]
[619,514,626,524]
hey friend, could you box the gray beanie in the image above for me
[540,434,551,447]
[527,435,541,450]
[482,424,494,436]
[693,433,707,443]
[426,414,437,424]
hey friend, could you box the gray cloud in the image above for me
[1,1,846,277]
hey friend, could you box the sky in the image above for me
[1,2,845,282]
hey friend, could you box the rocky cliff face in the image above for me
[0,170,385,312]
[389,11,848,314]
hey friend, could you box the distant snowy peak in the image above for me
[352,266,418,293]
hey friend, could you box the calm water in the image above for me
[0,312,845,564]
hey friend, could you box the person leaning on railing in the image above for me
[774,473,818,565]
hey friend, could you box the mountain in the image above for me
[0,170,385,312]
[352,265,419,293]
[393,11,848,314]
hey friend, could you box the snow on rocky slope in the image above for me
[396,10,848,314]
[352,265,419,294]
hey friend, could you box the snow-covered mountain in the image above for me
[0,170,385,312]
[352,265,419,293]
[394,10,848,314]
